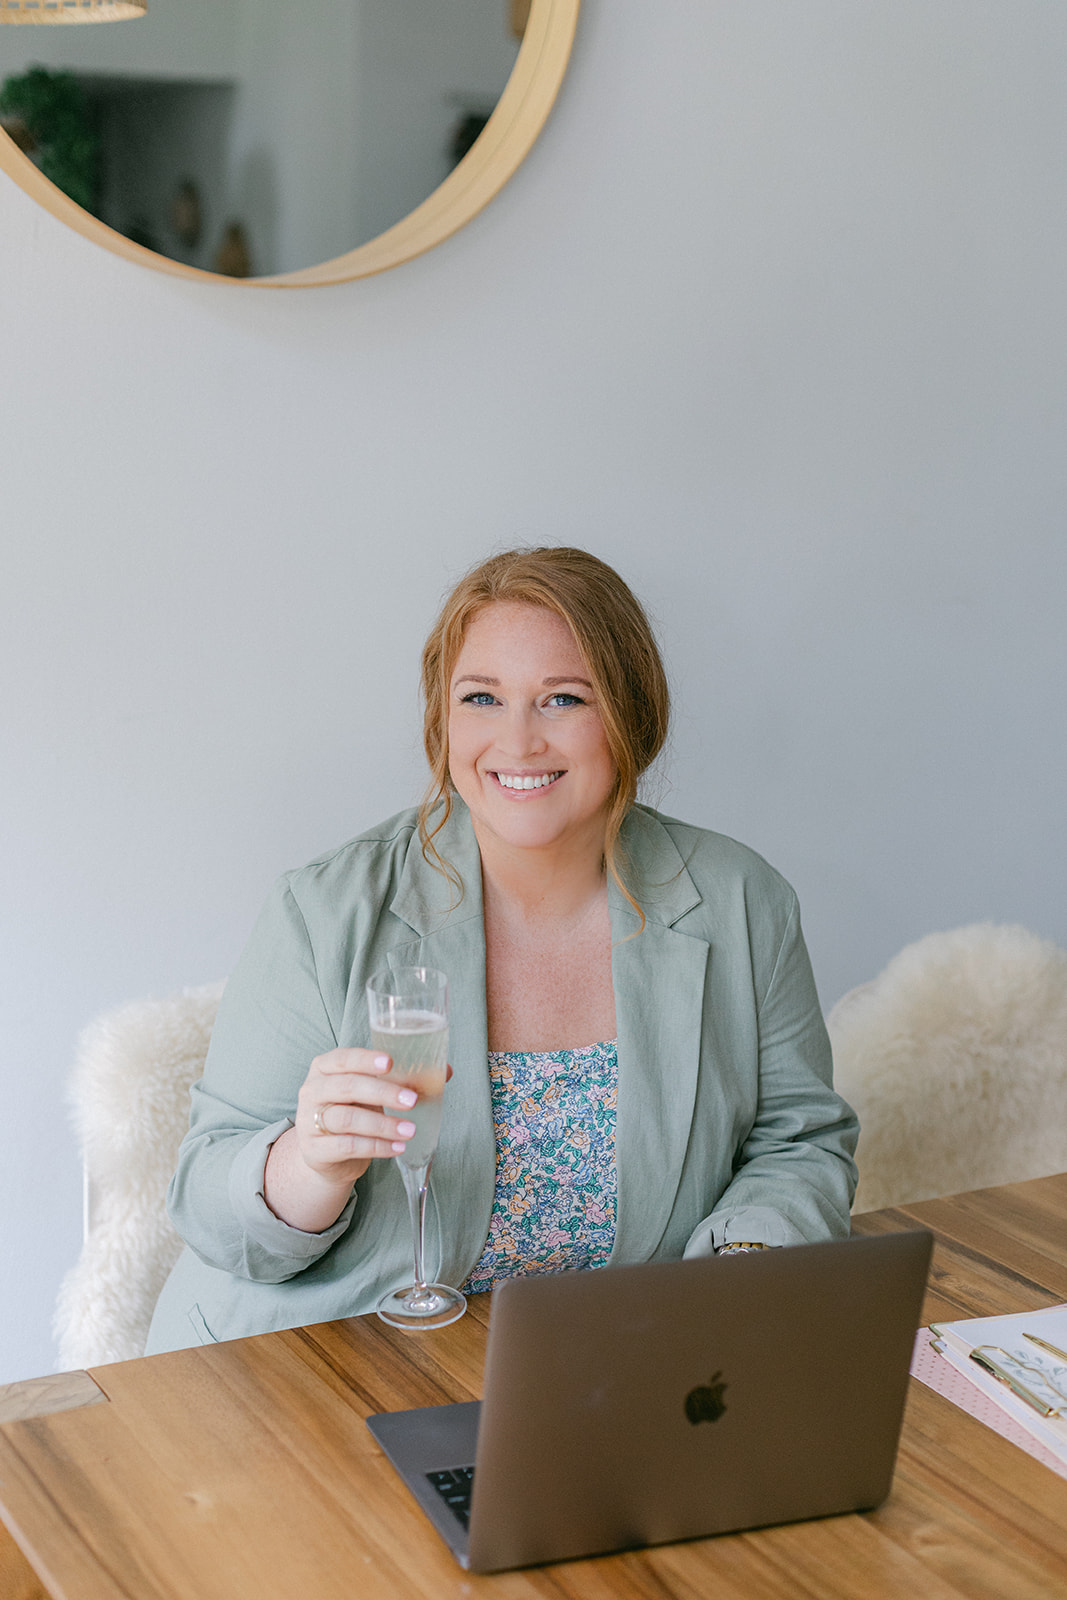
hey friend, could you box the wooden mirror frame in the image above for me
[0,0,579,286]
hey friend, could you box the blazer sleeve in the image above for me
[683,897,859,1255]
[165,876,358,1282]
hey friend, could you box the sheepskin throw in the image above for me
[54,981,225,1369]
[827,924,1067,1213]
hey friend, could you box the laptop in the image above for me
[366,1230,932,1572]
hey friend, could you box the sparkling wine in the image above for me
[371,1009,449,1169]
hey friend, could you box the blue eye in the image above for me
[461,691,497,707]
[546,693,584,708]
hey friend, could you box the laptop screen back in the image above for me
[466,1232,931,1571]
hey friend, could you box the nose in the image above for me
[496,702,548,759]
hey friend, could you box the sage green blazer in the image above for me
[146,802,858,1354]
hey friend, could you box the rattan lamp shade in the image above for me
[0,0,145,21]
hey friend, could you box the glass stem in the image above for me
[400,1160,432,1289]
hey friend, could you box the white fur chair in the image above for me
[827,924,1067,1213]
[54,981,225,1369]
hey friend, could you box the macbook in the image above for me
[367,1230,932,1572]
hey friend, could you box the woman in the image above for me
[147,548,858,1353]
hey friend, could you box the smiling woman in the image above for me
[0,0,580,283]
[145,546,859,1356]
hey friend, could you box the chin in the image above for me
[476,802,577,851]
[493,817,572,850]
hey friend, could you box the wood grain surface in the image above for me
[2,1174,1066,1600]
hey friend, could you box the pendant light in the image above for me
[0,0,146,22]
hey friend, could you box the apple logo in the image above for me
[684,1370,728,1424]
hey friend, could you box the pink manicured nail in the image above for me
[391,1141,408,1153]
[397,1089,417,1108]
[396,1121,416,1137]
[373,1054,390,1070]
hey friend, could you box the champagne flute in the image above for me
[368,966,467,1330]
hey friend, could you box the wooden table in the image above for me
[3,1173,1067,1600]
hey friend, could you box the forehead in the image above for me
[452,602,582,669]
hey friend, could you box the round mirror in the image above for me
[0,0,579,286]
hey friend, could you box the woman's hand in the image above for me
[298,1046,420,1181]
[263,1047,447,1234]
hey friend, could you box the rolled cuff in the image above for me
[682,1205,810,1258]
[227,1117,358,1263]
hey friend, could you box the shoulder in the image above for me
[266,807,422,929]
[287,807,421,879]
[626,804,799,914]
[625,807,810,1005]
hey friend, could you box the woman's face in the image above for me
[447,602,616,861]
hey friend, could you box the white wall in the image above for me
[2,0,1065,1383]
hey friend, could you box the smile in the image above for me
[492,771,563,791]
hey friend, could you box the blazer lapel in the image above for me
[610,808,709,1263]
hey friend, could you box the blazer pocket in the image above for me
[187,1303,219,1345]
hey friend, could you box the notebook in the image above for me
[927,1302,1067,1467]
[366,1230,932,1572]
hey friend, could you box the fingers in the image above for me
[310,1131,411,1162]
[313,1046,392,1078]
[309,1047,453,1091]
[313,1102,416,1144]
[297,1047,424,1173]
[301,1080,417,1125]
[296,1104,415,1176]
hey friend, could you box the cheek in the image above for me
[591,733,618,793]
[580,719,613,767]
[446,716,476,777]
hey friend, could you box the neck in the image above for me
[474,821,609,923]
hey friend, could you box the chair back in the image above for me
[828,924,1067,1211]
[55,981,225,1369]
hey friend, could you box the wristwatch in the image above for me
[715,1242,769,1255]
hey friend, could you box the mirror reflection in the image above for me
[0,0,522,277]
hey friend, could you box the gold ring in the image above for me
[313,1105,330,1136]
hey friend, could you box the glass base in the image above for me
[376,1282,467,1331]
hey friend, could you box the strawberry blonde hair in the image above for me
[419,547,670,926]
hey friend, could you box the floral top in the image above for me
[461,1039,618,1294]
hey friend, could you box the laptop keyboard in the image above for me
[426,1465,475,1529]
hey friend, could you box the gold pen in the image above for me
[968,1346,1066,1419]
[1022,1331,1067,1365]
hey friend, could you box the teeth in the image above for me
[497,772,561,790]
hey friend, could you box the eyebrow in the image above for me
[453,674,594,689]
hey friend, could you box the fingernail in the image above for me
[374,1054,390,1070]
[391,1141,408,1153]
[396,1121,416,1137]
[397,1089,417,1108]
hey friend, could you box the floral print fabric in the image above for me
[461,1039,618,1294]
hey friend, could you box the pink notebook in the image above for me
[910,1330,1067,1480]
